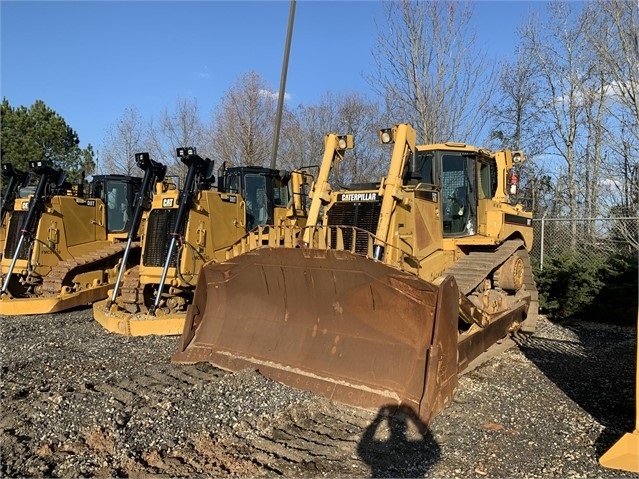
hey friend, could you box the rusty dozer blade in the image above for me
[173,247,460,423]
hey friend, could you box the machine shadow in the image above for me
[357,404,440,478]
[515,320,636,457]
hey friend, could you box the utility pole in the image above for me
[270,0,296,169]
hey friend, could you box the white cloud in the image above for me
[259,89,291,101]
[196,66,211,79]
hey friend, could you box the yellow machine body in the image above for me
[93,165,311,336]
[0,176,141,315]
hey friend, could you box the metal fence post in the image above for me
[540,217,545,270]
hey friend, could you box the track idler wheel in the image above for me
[494,251,525,292]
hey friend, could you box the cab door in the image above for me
[440,153,477,237]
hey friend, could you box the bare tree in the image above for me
[336,92,389,184]
[490,54,544,153]
[276,97,336,173]
[519,2,594,237]
[210,71,277,168]
[368,0,498,145]
[489,53,551,215]
[588,0,639,229]
[101,106,146,175]
[591,0,639,144]
[281,91,387,184]
[581,68,609,221]
[147,97,210,180]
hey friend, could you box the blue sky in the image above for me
[1,0,548,154]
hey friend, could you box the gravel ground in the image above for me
[1,308,637,478]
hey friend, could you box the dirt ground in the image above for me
[1,308,637,478]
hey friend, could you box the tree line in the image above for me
[1,99,95,183]
[2,0,637,229]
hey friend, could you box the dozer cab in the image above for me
[0,156,163,315]
[0,164,31,261]
[173,124,538,424]
[92,147,312,336]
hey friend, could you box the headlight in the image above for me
[379,128,393,144]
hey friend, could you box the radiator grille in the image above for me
[143,209,178,267]
[4,211,32,260]
[327,201,381,254]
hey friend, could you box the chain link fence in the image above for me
[531,217,639,270]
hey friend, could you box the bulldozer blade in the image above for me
[173,247,460,423]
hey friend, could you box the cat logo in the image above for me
[338,192,379,202]
[86,200,96,207]
[162,198,174,208]
[21,201,30,210]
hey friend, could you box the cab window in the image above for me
[478,161,497,200]
[273,177,289,207]
[106,180,130,232]
[441,154,476,236]
[244,174,268,229]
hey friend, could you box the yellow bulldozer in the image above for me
[92,146,315,336]
[0,154,165,315]
[172,123,538,424]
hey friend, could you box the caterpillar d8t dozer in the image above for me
[172,124,538,423]
[0,155,164,315]
[92,147,313,336]
[0,164,31,261]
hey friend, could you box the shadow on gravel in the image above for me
[516,320,636,460]
[357,404,440,478]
